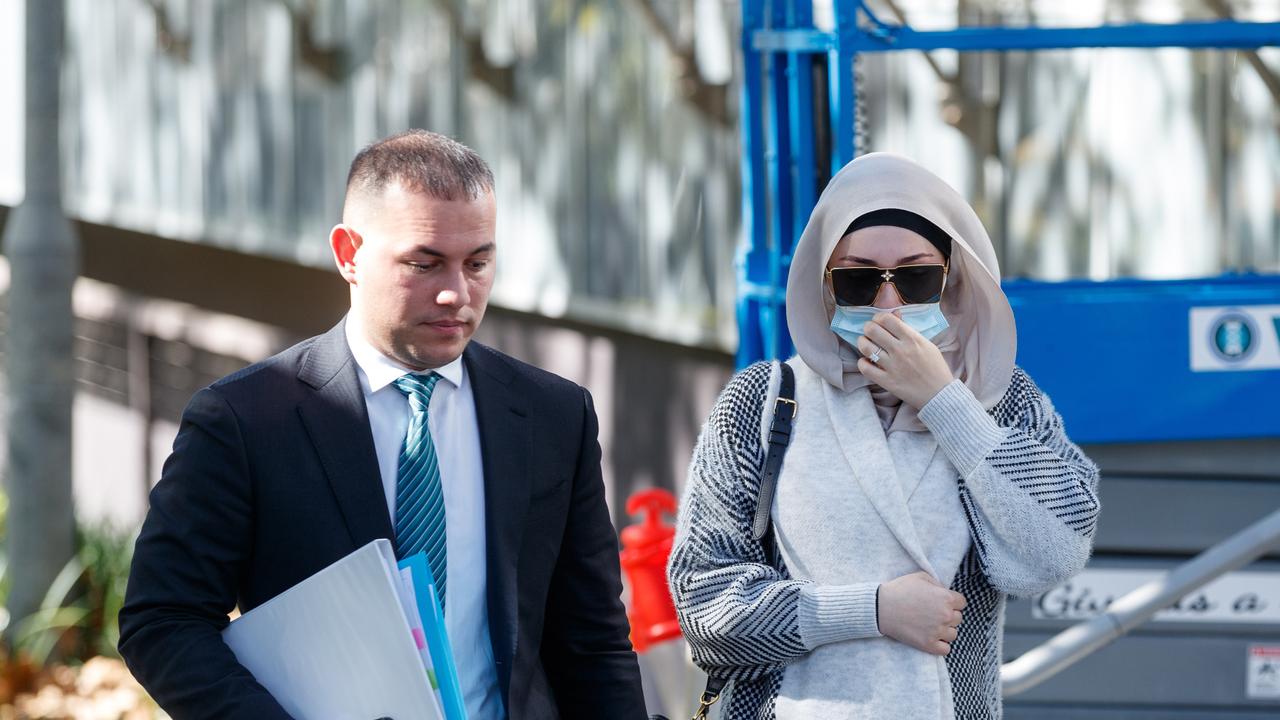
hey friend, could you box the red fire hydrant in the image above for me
[620,488,682,653]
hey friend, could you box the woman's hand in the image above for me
[877,571,967,656]
[855,312,953,409]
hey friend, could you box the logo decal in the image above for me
[1210,312,1257,361]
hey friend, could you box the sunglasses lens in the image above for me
[829,265,946,306]
[829,268,882,306]
[892,265,946,304]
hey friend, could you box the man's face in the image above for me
[333,184,497,370]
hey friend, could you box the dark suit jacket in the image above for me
[118,321,646,719]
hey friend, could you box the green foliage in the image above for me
[0,491,156,713]
[76,523,137,658]
[3,515,137,667]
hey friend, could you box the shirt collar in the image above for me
[344,314,464,394]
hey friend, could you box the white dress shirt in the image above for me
[345,317,504,720]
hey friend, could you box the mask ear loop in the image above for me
[931,260,951,304]
[939,256,959,308]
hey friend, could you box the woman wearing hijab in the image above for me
[668,153,1100,719]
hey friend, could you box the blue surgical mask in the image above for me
[829,305,880,347]
[829,302,950,347]
[897,303,950,340]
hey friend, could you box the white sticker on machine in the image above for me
[1247,645,1280,700]
[1189,305,1280,372]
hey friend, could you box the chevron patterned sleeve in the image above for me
[667,362,811,680]
[918,367,1101,598]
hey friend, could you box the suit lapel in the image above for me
[822,382,936,577]
[296,321,395,548]
[464,343,530,698]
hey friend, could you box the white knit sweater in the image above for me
[668,361,1100,720]
[772,357,972,719]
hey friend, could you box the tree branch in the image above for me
[277,0,348,82]
[1203,0,1280,108]
[626,0,733,127]
[142,0,191,62]
[876,0,956,85]
[428,0,517,101]
[873,0,976,135]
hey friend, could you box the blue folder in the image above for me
[397,553,467,720]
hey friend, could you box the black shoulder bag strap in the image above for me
[691,361,796,720]
[752,361,796,546]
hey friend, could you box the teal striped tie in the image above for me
[392,372,447,609]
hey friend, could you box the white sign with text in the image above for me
[1032,569,1280,624]
[1248,645,1280,700]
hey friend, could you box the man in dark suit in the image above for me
[118,130,646,719]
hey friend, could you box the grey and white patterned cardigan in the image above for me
[667,361,1101,719]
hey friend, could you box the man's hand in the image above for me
[855,312,953,409]
[877,571,966,656]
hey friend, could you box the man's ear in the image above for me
[329,224,362,285]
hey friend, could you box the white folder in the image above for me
[222,539,445,720]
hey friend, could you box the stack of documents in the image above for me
[395,552,467,720]
[222,539,468,720]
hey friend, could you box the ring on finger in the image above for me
[868,344,883,364]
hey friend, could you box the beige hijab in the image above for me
[784,152,1016,433]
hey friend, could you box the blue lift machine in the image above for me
[736,0,1280,444]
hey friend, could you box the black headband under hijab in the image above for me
[844,208,952,259]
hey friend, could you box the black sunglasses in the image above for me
[825,263,949,306]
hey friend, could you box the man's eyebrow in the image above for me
[410,242,496,258]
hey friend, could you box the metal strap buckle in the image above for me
[692,690,722,720]
[775,396,797,419]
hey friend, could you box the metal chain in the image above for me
[853,54,870,154]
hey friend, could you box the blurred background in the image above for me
[0,0,1277,718]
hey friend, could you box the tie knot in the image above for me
[393,372,442,413]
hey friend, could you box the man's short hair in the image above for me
[345,129,494,203]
